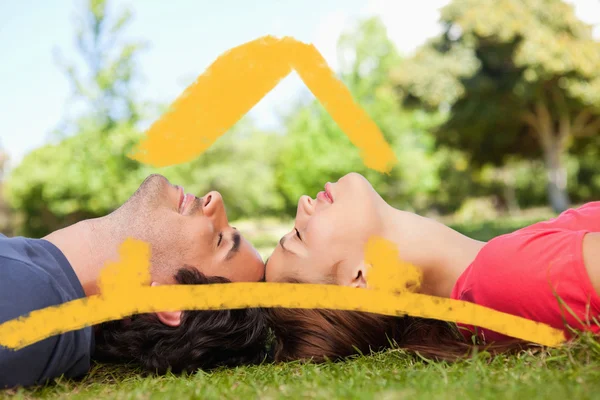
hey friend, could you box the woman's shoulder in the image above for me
[453,228,600,340]
[452,227,584,305]
[517,201,600,234]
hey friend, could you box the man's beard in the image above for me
[103,175,168,251]
[111,175,168,222]
[121,174,203,217]
[128,174,168,208]
[105,174,187,280]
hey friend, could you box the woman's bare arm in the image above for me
[583,233,600,297]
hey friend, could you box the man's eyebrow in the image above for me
[225,231,241,261]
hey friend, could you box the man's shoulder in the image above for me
[0,237,72,319]
[0,235,86,311]
[0,257,66,323]
[0,234,93,388]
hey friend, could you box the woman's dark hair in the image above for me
[93,268,270,374]
[266,308,528,363]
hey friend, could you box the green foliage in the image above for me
[0,147,14,235]
[449,212,555,241]
[159,119,285,221]
[6,125,149,237]
[275,17,444,214]
[54,0,147,132]
[7,3,600,234]
[6,118,284,237]
[394,0,600,212]
[5,0,149,237]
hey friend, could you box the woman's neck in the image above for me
[378,206,485,298]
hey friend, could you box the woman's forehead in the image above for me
[266,242,342,284]
[265,245,303,282]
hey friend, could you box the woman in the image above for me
[265,172,600,362]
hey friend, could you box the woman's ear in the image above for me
[350,261,369,288]
[151,281,182,327]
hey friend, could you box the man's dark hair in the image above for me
[93,268,270,374]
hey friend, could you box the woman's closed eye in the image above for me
[295,227,302,241]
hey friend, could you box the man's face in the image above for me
[117,174,264,283]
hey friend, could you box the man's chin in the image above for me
[118,174,172,215]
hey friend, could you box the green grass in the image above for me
[449,216,551,242]
[6,337,600,399]
[5,211,599,400]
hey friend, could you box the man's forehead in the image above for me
[229,238,260,264]
[242,237,262,260]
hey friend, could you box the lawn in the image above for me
[6,211,600,400]
[7,339,600,400]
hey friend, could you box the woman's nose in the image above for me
[295,195,314,223]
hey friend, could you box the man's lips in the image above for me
[177,186,196,214]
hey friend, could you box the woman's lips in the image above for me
[324,182,334,203]
[317,184,334,204]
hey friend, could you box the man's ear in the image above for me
[151,282,182,327]
[350,261,369,289]
[156,310,182,327]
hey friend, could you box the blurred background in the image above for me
[1,0,599,258]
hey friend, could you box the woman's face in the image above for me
[265,173,388,286]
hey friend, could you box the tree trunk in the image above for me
[500,166,520,215]
[542,140,570,213]
[525,100,572,214]
[491,166,520,215]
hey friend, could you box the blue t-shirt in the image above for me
[0,234,93,388]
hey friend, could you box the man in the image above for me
[0,174,269,388]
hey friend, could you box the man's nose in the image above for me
[203,191,229,228]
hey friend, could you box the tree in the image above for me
[0,146,14,235]
[54,0,147,134]
[5,0,150,237]
[160,118,285,221]
[393,0,600,212]
[275,17,443,214]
